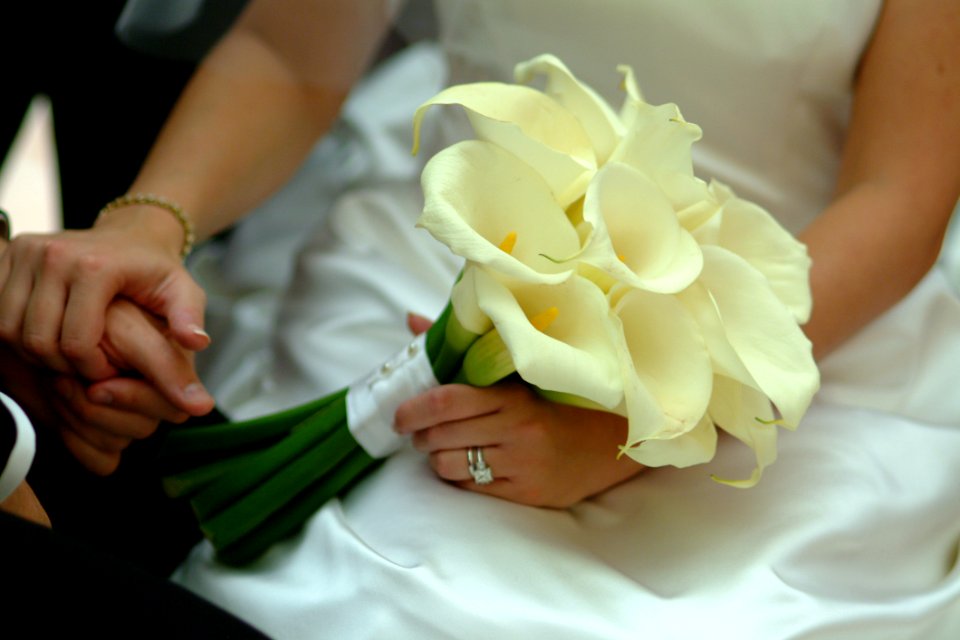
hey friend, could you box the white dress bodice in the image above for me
[433,0,880,235]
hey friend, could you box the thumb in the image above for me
[156,274,212,351]
[103,300,215,416]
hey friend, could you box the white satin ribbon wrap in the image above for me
[346,332,439,458]
[0,392,35,501]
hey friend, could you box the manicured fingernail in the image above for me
[190,325,211,342]
[90,388,113,405]
[183,383,211,403]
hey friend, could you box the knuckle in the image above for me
[0,320,17,342]
[38,236,75,271]
[425,386,456,416]
[59,336,91,361]
[21,330,55,359]
[73,250,108,277]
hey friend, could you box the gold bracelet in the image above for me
[98,193,195,259]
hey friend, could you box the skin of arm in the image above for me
[801,0,960,359]
[397,0,960,505]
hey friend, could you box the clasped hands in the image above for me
[0,227,215,475]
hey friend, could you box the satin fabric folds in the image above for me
[180,1,960,638]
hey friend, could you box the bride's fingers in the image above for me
[428,445,511,483]
[408,411,508,452]
[395,383,528,434]
[406,312,433,336]
[395,385,494,432]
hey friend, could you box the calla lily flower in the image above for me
[612,286,713,447]
[609,98,702,183]
[450,264,492,336]
[412,82,596,207]
[515,54,624,164]
[470,267,624,409]
[707,375,779,488]
[622,413,718,469]
[578,162,703,293]
[680,246,819,428]
[705,181,813,323]
[418,140,582,284]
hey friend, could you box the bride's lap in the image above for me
[175,399,960,639]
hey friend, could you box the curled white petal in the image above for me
[614,287,713,445]
[413,82,596,206]
[708,375,778,488]
[474,269,623,409]
[709,181,813,323]
[610,99,702,179]
[419,140,581,283]
[622,413,718,468]
[515,54,624,164]
[579,163,703,293]
[451,264,493,335]
[693,246,819,427]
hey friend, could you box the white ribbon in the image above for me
[346,333,439,458]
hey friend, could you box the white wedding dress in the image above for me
[179,1,960,638]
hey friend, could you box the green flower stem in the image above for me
[201,421,359,550]
[191,399,346,521]
[162,389,347,459]
[162,449,263,499]
[216,448,379,566]
[460,329,517,386]
[425,305,479,382]
[162,299,480,564]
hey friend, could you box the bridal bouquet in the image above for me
[161,55,819,565]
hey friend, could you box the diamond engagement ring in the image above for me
[467,447,494,485]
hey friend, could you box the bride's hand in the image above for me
[0,208,209,381]
[394,382,644,508]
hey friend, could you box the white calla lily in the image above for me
[450,265,493,336]
[622,413,718,468]
[613,286,713,446]
[578,163,703,293]
[708,181,813,323]
[687,246,818,427]
[708,375,778,488]
[472,267,623,409]
[515,54,624,164]
[610,99,702,182]
[419,140,581,284]
[412,54,818,483]
[412,82,596,207]
[617,64,644,106]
